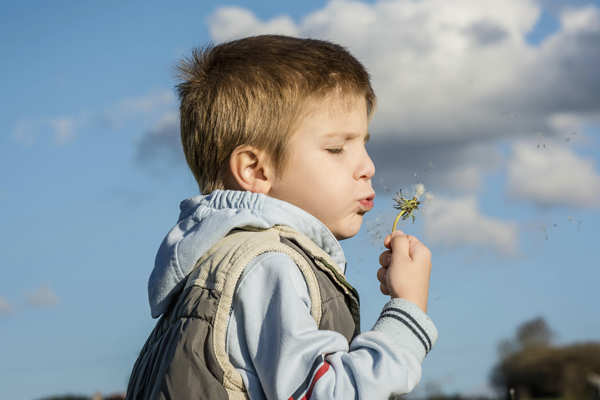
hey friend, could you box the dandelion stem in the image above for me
[392,210,406,232]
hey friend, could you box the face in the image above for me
[267,93,375,240]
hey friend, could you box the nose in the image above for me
[355,145,375,180]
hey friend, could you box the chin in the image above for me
[331,214,364,240]
[334,225,361,240]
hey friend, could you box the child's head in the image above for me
[177,34,375,193]
[177,35,376,239]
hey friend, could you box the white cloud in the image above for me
[50,117,77,144]
[370,139,503,194]
[0,296,13,315]
[561,5,600,32]
[441,165,485,193]
[210,7,298,41]
[27,285,59,307]
[135,111,183,172]
[118,90,175,114]
[12,90,176,146]
[103,90,176,129]
[423,194,519,256]
[507,140,600,208]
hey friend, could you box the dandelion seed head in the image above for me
[393,191,404,204]
[414,183,426,199]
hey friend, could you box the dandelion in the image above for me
[414,183,425,198]
[392,183,426,231]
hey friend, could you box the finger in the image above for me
[380,282,390,295]
[407,234,420,245]
[377,267,386,283]
[384,230,405,249]
[388,234,411,259]
[379,251,392,267]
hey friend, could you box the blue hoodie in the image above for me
[148,190,438,399]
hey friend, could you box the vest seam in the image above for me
[321,294,347,305]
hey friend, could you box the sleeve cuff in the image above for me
[372,298,438,363]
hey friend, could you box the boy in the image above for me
[127,35,437,399]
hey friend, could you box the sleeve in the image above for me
[225,252,438,400]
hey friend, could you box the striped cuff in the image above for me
[372,298,438,362]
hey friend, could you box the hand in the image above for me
[377,229,432,313]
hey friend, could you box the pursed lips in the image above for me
[358,193,375,211]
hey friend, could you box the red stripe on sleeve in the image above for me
[301,361,330,400]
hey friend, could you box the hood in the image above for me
[148,190,346,318]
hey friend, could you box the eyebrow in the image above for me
[324,132,370,142]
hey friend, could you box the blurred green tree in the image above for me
[490,316,600,399]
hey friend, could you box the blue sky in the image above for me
[1,1,599,399]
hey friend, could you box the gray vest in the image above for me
[126,225,360,400]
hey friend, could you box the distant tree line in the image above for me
[490,316,600,399]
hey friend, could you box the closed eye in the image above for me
[326,147,344,154]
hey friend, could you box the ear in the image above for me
[226,145,274,194]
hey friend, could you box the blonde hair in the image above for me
[176,34,376,193]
